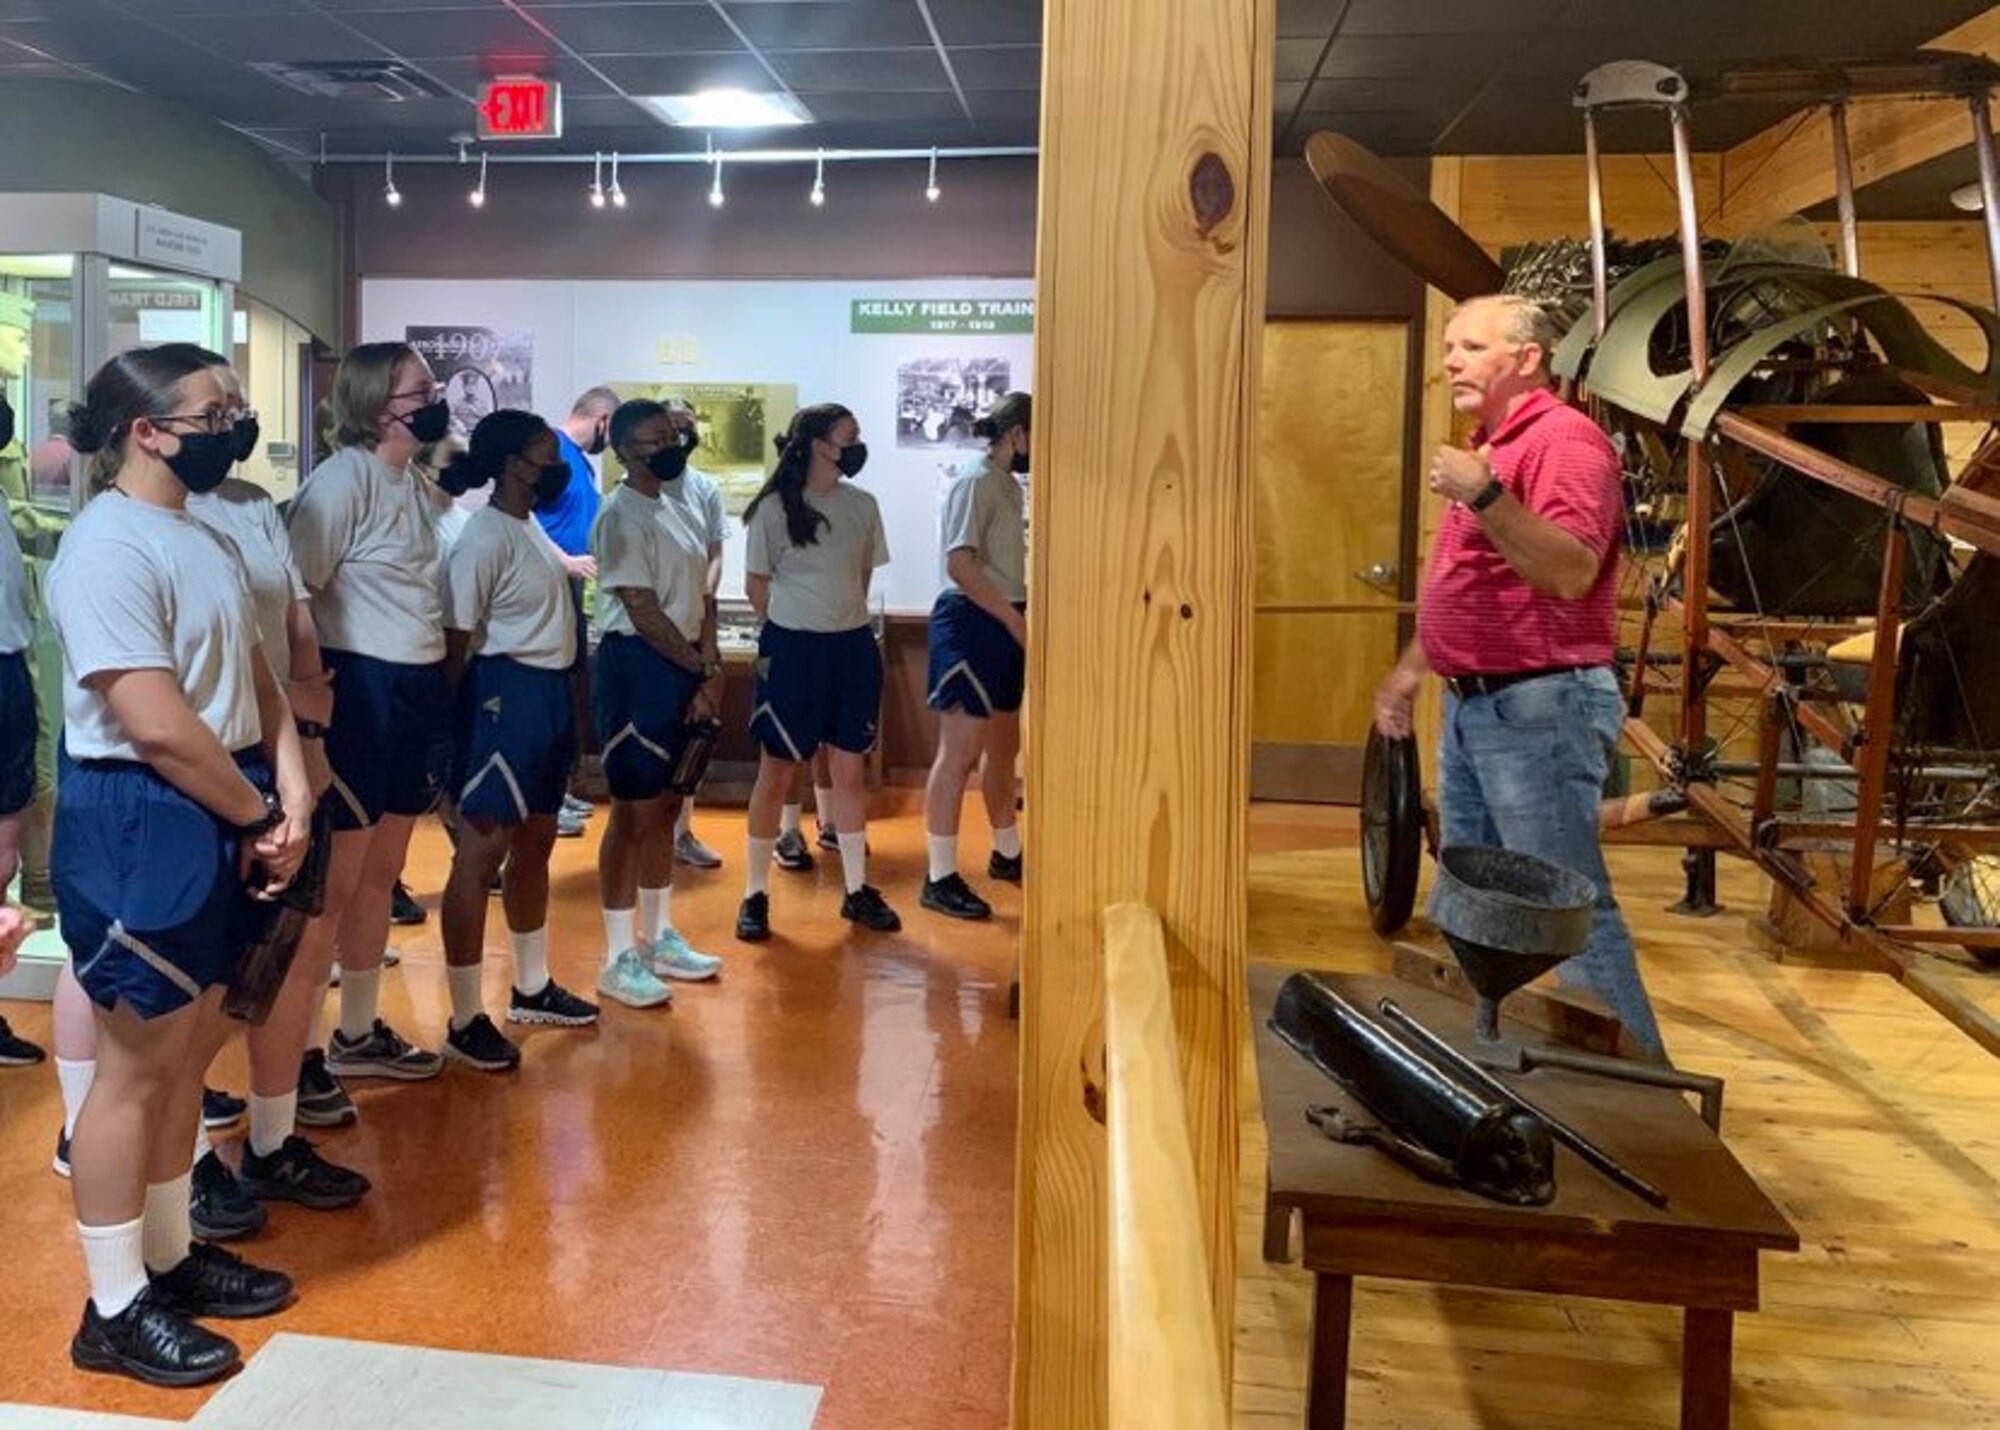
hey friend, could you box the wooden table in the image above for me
[1251,966,1798,1430]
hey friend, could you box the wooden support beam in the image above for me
[1714,9,2000,234]
[1014,0,1271,1423]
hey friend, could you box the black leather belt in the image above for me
[1445,665,1595,699]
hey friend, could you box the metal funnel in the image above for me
[1431,846,1597,1044]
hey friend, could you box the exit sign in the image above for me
[477,76,562,140]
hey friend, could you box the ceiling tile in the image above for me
[769,46,947,92]
[418,54,618,98]
[524,3,741,55]
[590,50,775,92]
[1316,34,1509,81]
[925,0,1038,47]
[331,9,553,60]
[1341,0,1563,35]
[960,88,1038,122]
[793,89,965,123]
[721,2,931,51]
[1274,36,1325,82]
[1276,0,1346,39]
[944,45,1037,90]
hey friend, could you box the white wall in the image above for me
[360,276,1035,614]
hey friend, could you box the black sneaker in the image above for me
[507,980,600,1027]
[773,829,815,872]
[190,1151,266,1242]
[238,1135,371,1209]
[444,1013,521,1072]
[988,851,1023,884]
[921,873,992,921]
[816,823,839,852]
[148,1242,293,1320]
[735,892,771,943]
[70,1288,239,1388]
[0,1015,46,1066]
[326,1019,443,1081]
[53,1126,71,1178]
[296,1048,357,1128]
[201,1086,246,1130]
[841,885,903,933]
[390,881,426,925]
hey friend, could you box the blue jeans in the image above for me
[1432,666,1666,1056]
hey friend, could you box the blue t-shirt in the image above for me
[534,429,603,557]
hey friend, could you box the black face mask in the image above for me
[645,443,690,483]
[230,414,260,464]
[1010,447,1030,476]
[397,400,451,445]
[165,431,237,494]
[836,441,869,478]
[0,393,13,450]
[587,421,608,457]
[533,460,572,508]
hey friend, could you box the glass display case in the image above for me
[0,195,242,999]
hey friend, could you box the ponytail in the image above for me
[745,402,851,548]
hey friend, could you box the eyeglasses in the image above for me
[152,410,240,436]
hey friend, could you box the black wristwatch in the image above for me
[237,789,284,839]
[296,719,328,740]
[1469,478,1507,513]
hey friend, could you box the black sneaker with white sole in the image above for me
[148,1243,293,1319]
[70,1289,239,1388]
[326,1019,443,1081]
[921,873,992,921]
[988,851,1023,884]
[841,885,903,932]
[238,1135,370,1209]
[389,881,426,925]
[296,1048,357,1128]
[53,1127,70,1178]
[444,1013,521,1072]
[816,823,839,852]
[507,980,600,1027]
[190,1151,266,1242]
[201,1086,246,1130]
[736,892,771,942]
[773,829,815,871]
[0,1015,46,1066]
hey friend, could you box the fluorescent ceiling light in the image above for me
[640,89,813,129]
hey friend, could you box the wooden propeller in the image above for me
[1303,131,1505,301]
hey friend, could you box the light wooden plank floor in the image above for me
[1235,818,2000,1430]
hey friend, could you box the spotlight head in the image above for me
[611,184,627,208]
[468,187,484,208]
[810,182,825,208]
[925,182,941,203]
[385,185,403,208]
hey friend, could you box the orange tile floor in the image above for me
[0,794,1020,1427]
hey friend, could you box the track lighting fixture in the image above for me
[383,153,401,207]
[469,151,487,208]
[925,146,941,203]
[590,152,606,208]
[709,152,726,208]
[810,148,826,208]
[610,151,627,208]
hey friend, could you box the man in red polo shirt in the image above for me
[1374,293,1664,1057]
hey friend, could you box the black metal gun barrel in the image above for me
[1376,996,1672,1209]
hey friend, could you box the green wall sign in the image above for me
[851,297,1035,335]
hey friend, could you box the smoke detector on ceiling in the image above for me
[251,60,450,103]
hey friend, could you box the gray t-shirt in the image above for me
[0,520,31,655]
[743,481,888,633]
[187,478,307,681]
[48,491,263,761]
[288,444,446,664]
[940,454,1027,604]
[592,482,707,644]
[661,465,727,550]
[443,505,577,671]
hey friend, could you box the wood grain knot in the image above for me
[1189,152,1234,235]
[1179,603,1194,620]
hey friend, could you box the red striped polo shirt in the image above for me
[1416,387,1623,679]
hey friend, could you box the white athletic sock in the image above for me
[193,1125,212,1163]
[838,831,868,894]
[780,802,802,835]
[447,963,485,1031]
[249,1092,296,1159]
[927,834,958,882]
[746,837,775,897]
[994,823,1023,859]
[602,906,636,969]
[675,802,693,838]
[814,787,835,831]
[56,1057,95,1139]
[338,965,382,1042]
[510,926,550,996]
[141,1173,193,1274]
[638,886,670,946]
[78,1217,147,1318]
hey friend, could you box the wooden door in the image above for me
[1253,319,1416,802]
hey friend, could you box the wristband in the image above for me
[296,720,328,740]
[237,789,285,839]
[1469,478,1506,513]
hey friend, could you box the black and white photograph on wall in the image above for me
[896,357,1011,450]
[404,326,534,441]
[610,380,799,516]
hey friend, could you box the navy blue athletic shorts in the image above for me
[591,632,700,801]
[322,648,452,830]
[0,649,36,816]
[750,622,882,761]
[54,747,269,1019]
[926,592,1026,718]
[455,655,576,825]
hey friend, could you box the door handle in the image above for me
[1356,562,1398,591]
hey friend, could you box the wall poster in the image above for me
[405,325,535,442]
[608,380,799,516]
